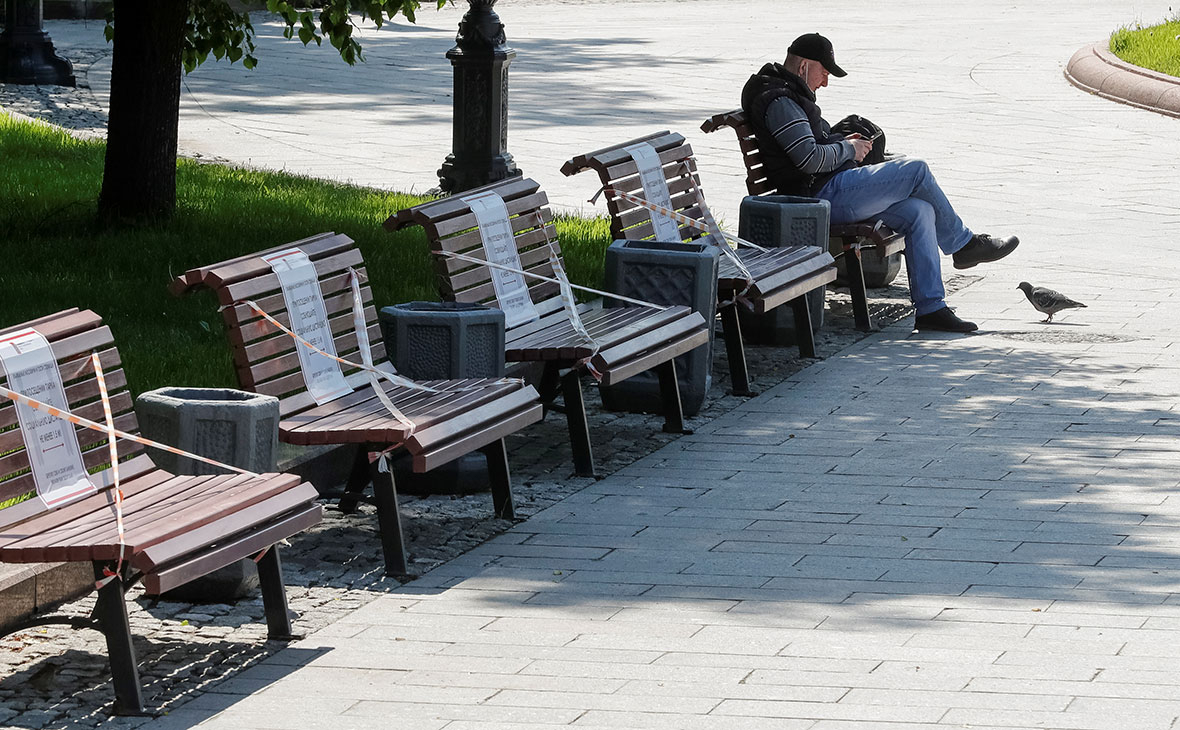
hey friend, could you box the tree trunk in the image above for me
[98,0,187,223]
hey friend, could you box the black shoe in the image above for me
[953,233,1020,270]
[915,307,978,333]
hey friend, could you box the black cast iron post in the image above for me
[437,0,520,194]
[0,0,76,86]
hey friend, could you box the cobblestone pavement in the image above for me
[4,0,1180,727]
[0,281,935,729]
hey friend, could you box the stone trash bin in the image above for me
[736,194,829,346]
[379,301,507,495]
[601,239,720,417]
[379,301,506,381]
[135,387,280,602]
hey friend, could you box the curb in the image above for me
[1065,41,1180,119]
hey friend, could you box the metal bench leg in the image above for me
[91,562,146,716]
[562,368,597,478]
[257,546,298,640]
[719,304,755,397]
[790,294,817,358]
[337,445,370,514]
[481,438,515,519]
[656,359,692,435]
[370,455,410,576]
[539,361,561,414]
[846,245,875,332]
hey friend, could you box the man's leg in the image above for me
[818,158,973,254]
[873,198,945,316]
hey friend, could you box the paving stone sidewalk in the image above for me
[3,0,1180,728]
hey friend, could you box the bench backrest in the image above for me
[559,131,713,246]
[0,309,153,528]
[170,232,385,419]
[384,177,566,322]
[700,109,777,197]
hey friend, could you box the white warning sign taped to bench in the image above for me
[623,142,682,243]
[462,191,541,329]
[0,328,96,508]
[262,248,353,405]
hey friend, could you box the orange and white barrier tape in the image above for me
[239,290,529,435]
[346,268,417,434]
[534,212,603,381]
[242,298,416,437]
[0,386,260,480]
[92,354,126,589]
[436,249,669,312]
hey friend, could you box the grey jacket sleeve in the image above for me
[765,97,855,174]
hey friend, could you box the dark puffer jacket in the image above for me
[741,62,850,195]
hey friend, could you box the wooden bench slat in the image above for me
[169,232,347,295]
[8,474,253,562]
[66,473,302,563]
[231,285,376,346]
[216,248,366,307]
[408,394,544,472]
[558,130,685,175]
[133,480,318,573]
[429,190,552,242]
[595,318,712,386]
[0,470,201,555]
[142,503,322,595]
[592,310,708,371]
[200,233,353,290]
[384,177,542,232]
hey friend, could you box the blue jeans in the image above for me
[816,158,973,316]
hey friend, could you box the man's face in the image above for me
[802,59,830,92]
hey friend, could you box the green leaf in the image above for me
[227,46,243,63]
[103,23,114,42]
[243,55,258,70]
[298,26,314,45]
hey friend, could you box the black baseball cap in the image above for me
[788,33,847,77]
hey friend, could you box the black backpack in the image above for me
[830,114,886,166]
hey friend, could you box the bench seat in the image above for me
[0,308,320,714]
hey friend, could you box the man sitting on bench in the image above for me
[741,32,1020,333]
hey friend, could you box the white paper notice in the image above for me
[0,329,95,508]
[623,142,682,243]
[262,248,353,405]
[462,191,541,329]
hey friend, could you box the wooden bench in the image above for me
[0,308,322,715]
[171,232,544,574]
[701,109,907,331]
[385,177,711,478]
[560,132,838,394]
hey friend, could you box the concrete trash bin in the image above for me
[601,239,720,417]
[379,301,506,380]
[379,301,507,495]
[135,387,281,602]
[737,195,828,346]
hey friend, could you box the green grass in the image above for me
[1110,15,1180,77]
[0,112,613,396]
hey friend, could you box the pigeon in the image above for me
[1016,282,1087,322]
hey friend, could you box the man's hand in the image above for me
[849,137,873,163]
